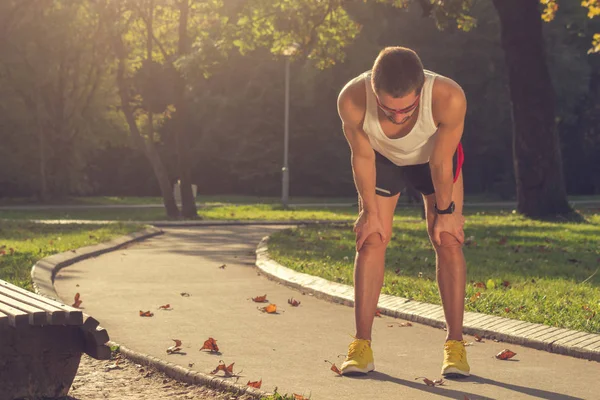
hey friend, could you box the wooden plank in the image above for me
[0,293,47,326]
[0,280,82,325]
[0,301,29,328]
[0,284,69,325]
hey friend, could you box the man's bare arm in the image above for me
[337,82,378,215]
[429,80,467,210]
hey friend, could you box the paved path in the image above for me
[53,226,599,400]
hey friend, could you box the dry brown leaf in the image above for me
[324,360,342,375]
[416,377,436,387]
[172,339,182,347]
[219,264,226,269]
[469,292,481,303]
[247,379,262,388]
[252,294,268,303]
[293,395,309,400]
[200,337,219,353]
[158,304,172,310]
[375,310,382,317]
[139,310,154,317]
[433,379,445,385]
[504,307,511,313]
[72,293,83,308]
[210,361,235,376]
[495,349,517,360]
[474,334,483,342]
[288,298,301,307]
[473,282,486,289]
[180,292,191,297]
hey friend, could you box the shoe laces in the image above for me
[444,340,466,362]
[347,339,370,359]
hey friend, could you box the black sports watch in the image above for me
[434,201,455,215]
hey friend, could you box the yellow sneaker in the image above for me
[340,338,375,376]
[441,339,470,378]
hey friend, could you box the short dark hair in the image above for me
[371,47,425,98]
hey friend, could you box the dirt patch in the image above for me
[57,353,259,400]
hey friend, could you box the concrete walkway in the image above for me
[53,226,599,400]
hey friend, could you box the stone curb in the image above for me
[107,341,271,399]
[255,234,600,363]
[31,226,164,301]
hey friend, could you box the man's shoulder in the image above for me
[337,72,369,123]
[431,75,467,126]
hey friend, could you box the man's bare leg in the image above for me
[354,193,399,341]
[423,172,466,341]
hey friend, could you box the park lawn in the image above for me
[267,210,600,334]
[0,221,141,291]
[0,204,360,222]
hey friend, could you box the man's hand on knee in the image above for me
[354,210,387,251]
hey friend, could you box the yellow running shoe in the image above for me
[441,339,470,378]
[340,338,375,376]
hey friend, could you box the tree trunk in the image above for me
[175,0,198,218]
[113,37,179,219]
[491,0,572,219]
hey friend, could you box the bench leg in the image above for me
[0,325,84,399]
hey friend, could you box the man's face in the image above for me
[375,91,420,125]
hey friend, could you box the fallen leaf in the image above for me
[464,341,474,347]
[375,310,382,317]
[399,322,412,327]
[72,293,82,308]
[247,379,262,389]
[474,334,483,342]
[166,346,182,354]
[395,268,402,275]
[105,363,121,371]
[473,282,486,289]
[293,395,309,400]
[9,248,14,255]
[210,361,235,376]
[324,360,342,375]
[158,304,172,310]
[219,264,226,269]
[139,310,154,317]
[252,294,268,303]
[469,292,481,303]
[415,377,436,387]
[288,298,301,307]
[188,363,194,367]
[388,324,394,327]
[180,292,191,297]
[504,307,511,313]
[433,379,445,385]
[172,339,182,347]
[502,280,511,287]
[260,304,277,314]
[200,337,219,352]
[495,349,517,360]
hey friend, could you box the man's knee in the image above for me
[357,231,391,253]
[429,231,463,250]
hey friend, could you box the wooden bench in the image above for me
[0,279,111,399]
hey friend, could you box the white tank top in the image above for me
[361,70,439,166]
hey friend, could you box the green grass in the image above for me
[267,209,600,333]
[1,194,597,207]
[0,221,141,291]
[0,204,360,222]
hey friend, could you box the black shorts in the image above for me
[375,152,435,197]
